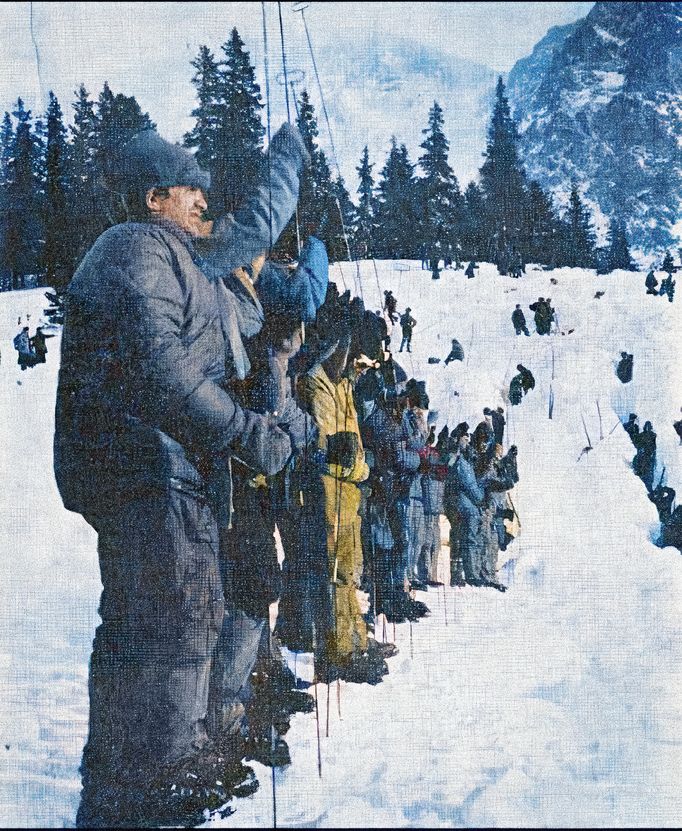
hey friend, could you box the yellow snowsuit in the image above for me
[301,365,370,664]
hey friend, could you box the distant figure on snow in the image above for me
[431,258,441,281]
[383,290,399,323]
[29,326,54,364]
[13,326,33,371]
[465,260,478,279]
[511,304,530,336]
[659,274,675,303]
[516,364,535,393]
[623,413,640,444]
[529,297,552,335]
[645,270,659,295]
[508,374,524,406]
[632,420,657,492]
[444,338,464,365]
[399,307,416,353]
[616,351,633,384]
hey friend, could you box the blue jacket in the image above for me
[444,453,485,516]
[257,236,329,323]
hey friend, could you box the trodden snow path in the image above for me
[0,263,680,828]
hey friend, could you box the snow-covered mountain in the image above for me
[507,1,682,255]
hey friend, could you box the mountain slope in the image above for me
[507,1,682,254]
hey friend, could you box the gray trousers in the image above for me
[456,501,484,583]
[79,486,225,823]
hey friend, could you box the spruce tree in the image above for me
[479,77,528,272]
[43,92,71,289]
[0,113,13,290]
[461,181,486,261]
[275,90,340,260]
[374,138,420,259]
[418,101,463,267]
[213,28,265,215]
[184,46,222,181]
[661,250,675,276]
[94,82,155,227]
[355,145,376,258]
[524,180,560,266]
[1,99,44,288]
[564,184,596,268]
[68,84,100,271]
[604,218,634,272]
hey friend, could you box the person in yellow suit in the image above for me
[300,332,392,684]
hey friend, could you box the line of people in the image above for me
[645,269,675,302]
[54,124,522,828]
[623,414,681,553]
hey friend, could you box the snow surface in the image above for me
[0,262,680,828]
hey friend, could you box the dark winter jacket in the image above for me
[400,312,416,336]
[444,452,485,517]
[616,353,633,384]
[517,365,535,392]
[491,410,505,445]
[511,308,526,330]
[54,127,308,517]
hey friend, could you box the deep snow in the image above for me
[0,261,680,828]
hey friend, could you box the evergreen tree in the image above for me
[0,99,44,288]
[661,250,675,276]
[275,90,340,260]
[68,84,100,272]
[94,82,155,227]
[563,183,596,268]
[1,112,14,183]
[374,138,420,259]
[418,101,464,267]
[461,181,486,261]
[42,92,71,288]
[184,45,222,177]
[603,218,634,272]
[524,180,560,266]
[330,174,357,261]
[479,77,528,272]
[0,113,14,289]
[355,145,376,258]
[212,28,265,215]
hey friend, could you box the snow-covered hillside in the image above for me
[0,262,680,828]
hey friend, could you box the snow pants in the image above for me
[419,513,442,583]
[322,477,368,663]
[406,496,426,580]
[454,500,484,583]
[79,486,224,814]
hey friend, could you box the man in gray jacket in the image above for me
[55,124,308,826]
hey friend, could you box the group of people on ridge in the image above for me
[53,122,521,828]
[12,322,53,370]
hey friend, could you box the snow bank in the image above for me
[0,262,679,827]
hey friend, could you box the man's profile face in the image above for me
[146,186,209,237]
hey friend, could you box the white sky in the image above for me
[0,1,593,126]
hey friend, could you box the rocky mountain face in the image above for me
[507,1,682,255]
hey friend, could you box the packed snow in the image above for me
[0,260,680,828]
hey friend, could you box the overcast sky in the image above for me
[1,2,593,113]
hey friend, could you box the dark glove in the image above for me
[230,408,292,476]
[327,430,359,469]
[277,397,319,455]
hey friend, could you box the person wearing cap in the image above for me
[399,307,416,353]
[55,122,309,825]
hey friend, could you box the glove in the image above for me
[327,431,359,469]
[277,397,319,455]
[230,408,292,477]
[269,122,311,170]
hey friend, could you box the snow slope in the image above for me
[0,263,680,828]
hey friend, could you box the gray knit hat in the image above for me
[112,130,210,195]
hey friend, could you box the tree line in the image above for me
[0,28,635,293]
